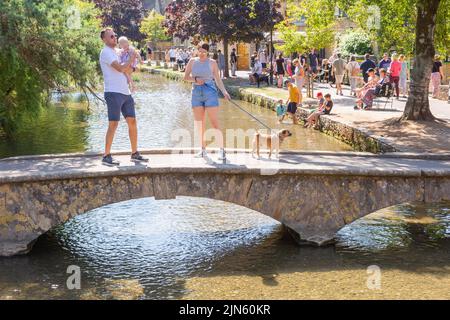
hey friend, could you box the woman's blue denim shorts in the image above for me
[191,81,219,108]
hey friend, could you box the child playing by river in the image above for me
[304,92,330,128]
[118,36,139,93]
[276,99,286,123]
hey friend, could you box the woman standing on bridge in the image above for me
[184,43,231,161]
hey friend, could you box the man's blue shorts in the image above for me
[191,81,219,108]
[104,92,136,121]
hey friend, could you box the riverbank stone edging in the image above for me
[143,66,397,154]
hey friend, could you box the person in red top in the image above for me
[389,54,402,99]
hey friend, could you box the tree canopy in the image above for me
[92,0,147,42]
[140,9,171,45]
[275,0,337,54]
[164,0,283,76]
[0,0,101,136]
[337,0,449,55]
[277,0,449,57]
[164,0,283,43]
[338,30,373,56]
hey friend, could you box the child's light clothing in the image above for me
[119,49,139,69]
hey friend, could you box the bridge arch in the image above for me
[2,166,449,257]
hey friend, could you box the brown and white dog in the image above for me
[252,129,293,159]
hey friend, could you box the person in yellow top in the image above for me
[284,80,302,124]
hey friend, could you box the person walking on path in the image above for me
[259,49,268,69]
[146,43,153,65]
[431,54,444,99]
[308,48,319,76]
[346,56,360,97]
[378,53,391,72]
[184,43,231,161]
[169,47,177,67]
[292,58,305,92]
[360,54,377,83]
[389,54,402,99]
[217,49,225,79]
[275,53,286,88]
[99,28,148,166]
[399,54,409,98]
[332,53,346,96]
[230,48,238,77]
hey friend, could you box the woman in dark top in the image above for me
[431,55,444,98]
[275,53,286,88]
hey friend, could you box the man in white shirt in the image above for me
[332,53,346,96]
[259,49,267,69]
[99,28,148,166]
[169,47,177,66]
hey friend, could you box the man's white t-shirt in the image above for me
[259,51,267,64]
[169,49,176,58]
[99,46,130,95]
[252,61,263,75]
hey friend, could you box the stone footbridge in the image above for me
[1,149,450,256]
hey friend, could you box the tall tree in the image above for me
[140,9,170,47]
[164,0,198,42]
[92,0,147,41]
[0,0,102,136]
[276,0,338,55]
[401,0,441,120]
[164,0,283,77]
[338,0,449,56]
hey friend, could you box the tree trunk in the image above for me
[223,38,230,78]
[401,0,441,121]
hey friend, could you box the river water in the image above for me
[0,73,449,300]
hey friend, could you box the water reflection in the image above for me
[0,73,351,159]
[0,105,90,158]
[0,197,448,300]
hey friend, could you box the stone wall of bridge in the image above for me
[1,171,449,256]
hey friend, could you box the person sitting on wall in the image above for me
[249,57,263,85]
[305,93,333,129]
[304,92,325,128]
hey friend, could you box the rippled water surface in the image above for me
[0,74,449,299]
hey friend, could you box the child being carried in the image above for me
[118,36,139,93]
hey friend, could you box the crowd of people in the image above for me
[99,26,447,165]
[257,48,445,125]
[145,44,445,105]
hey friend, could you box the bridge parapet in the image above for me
[1,150,449,256]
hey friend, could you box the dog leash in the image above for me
[228,99,273,131]
[202,81,273,131]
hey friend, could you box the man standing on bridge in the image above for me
[99,28,148,166]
